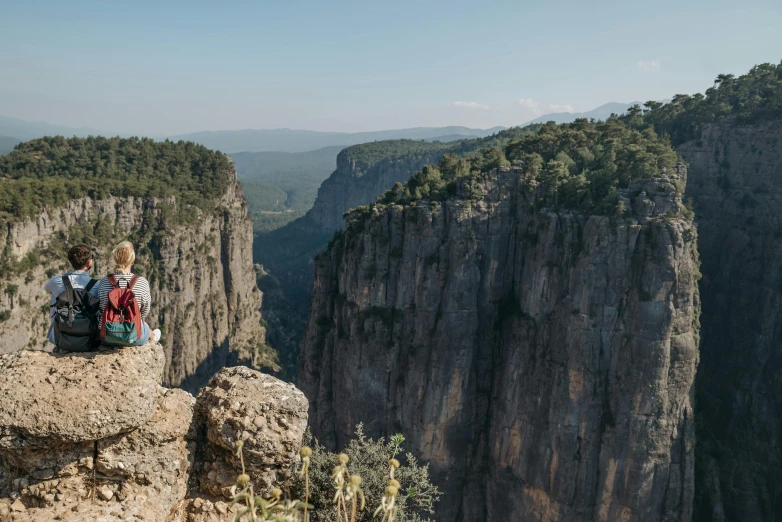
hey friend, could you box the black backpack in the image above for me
[53,276,100,352]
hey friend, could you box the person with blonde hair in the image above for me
[94,241,161,345]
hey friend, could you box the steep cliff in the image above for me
[0,138,270,391]
[678,121,782,521]
[300,165,700,521]
[256,129,540,380]
[307,142,451,233]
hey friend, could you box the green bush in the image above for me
[292,425,440,522]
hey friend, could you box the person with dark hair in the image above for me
[44,244,100,348]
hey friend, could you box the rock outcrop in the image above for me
[307,146,447,233]
[0,162,268,392]
[0,345,308,522]
[194,366,308,499]
[300,167,700,521]
[678,121,782,522]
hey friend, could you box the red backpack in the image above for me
[100,274,143,345]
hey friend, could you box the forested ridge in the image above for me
[0,136,233,222]
[345,118,679,232]
[624,61,782,145]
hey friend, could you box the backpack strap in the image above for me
[128,274,140,290]
[108,274,120,289]
[62,276,74,292]
[85,279,97,292]
[60,276,76,326]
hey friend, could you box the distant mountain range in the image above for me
[168,126,505,153]
[526,102,642,125]
[0,101,650,156]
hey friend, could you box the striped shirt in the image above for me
[95,273,152,327]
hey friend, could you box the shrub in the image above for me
[228,425,440,522]
[292,425,440,522]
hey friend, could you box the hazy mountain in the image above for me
[527,102,641,125]
[0,116,107,141]
[0,136,20,155]
[170,126,505,153]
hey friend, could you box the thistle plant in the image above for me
[299,446,312,521]
[332,453,350,521]
[293,425,440,522]
[230,440,311,522]
[346,474,366,521]
[373,459,401,522]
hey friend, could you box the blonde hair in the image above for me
[112,241,136,273]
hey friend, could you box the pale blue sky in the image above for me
[1,0,780,135]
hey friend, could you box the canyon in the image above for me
[0,161,269,392]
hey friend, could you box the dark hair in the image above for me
[67,244,93,270]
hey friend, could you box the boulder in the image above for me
[0,344,165,445]
[0,343,195,522]
[0,345,309,522]
[195,366,308,498]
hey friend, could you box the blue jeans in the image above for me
[131,323,151,346]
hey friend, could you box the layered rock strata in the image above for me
[0,163,266,391]
[678,121,782,522]
[300,166,701,521]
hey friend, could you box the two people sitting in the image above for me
[44,241,161,352]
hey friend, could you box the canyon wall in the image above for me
[0,164,268,392]
[678,121,782,521]
[307,147,447,232]
[300,167,700,521]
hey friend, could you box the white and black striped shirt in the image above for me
[95,273,152,326]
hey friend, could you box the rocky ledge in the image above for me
[0,343,308,522]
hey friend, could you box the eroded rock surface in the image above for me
[195,366,308,499]
[300,167,700,522]
[0,344,165,444]
[0,346,308,522]
[679,121,782,521]
[0,343,194,521]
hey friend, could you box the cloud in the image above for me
[547,104,574,113]
[635,59,661,71]
[449,101,490,110]
[518,98,541,114]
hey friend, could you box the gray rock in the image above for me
[308,147,447,233]
[678,120,782,521]
[300,168,700,522]
[0,164,267,393]
[195,366,308,498]
[0,343,165,444]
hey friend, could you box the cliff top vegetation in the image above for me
[623,61,782,146]
[344,118,679,230]
[0,136,233,222]
[338,126,543,179]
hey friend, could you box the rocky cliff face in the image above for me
[307,148,446,232]
[0,344,308,522]
[300,167,700,522]
[678,121,782,521]
[0,166,268,391]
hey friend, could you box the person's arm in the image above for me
[139,278,151,321]
[43,275,57,296]
[89,278,101,297]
